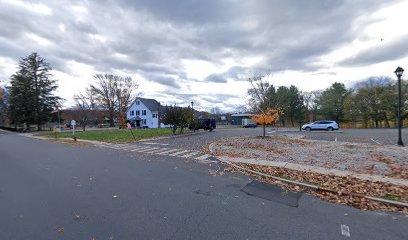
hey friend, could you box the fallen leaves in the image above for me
[211,136,408,180]
[224,162,408,214]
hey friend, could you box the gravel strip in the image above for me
[211,135,408,180]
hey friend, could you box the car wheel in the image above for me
[328,127,334,131]
[305,127,311,131]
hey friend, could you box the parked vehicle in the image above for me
[243,123,257,128]
[189,118,216,131]
[301,121,339,131]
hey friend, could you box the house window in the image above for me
[136,101,140,105]
[136,110,140,116]
[130,111,134,116]
[143,119,146,124]
[142,110,146,116]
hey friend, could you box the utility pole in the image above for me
[158,101,161,128]
[395,66,404,146]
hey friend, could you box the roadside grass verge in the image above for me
[38,128,190,143]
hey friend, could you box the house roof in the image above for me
[231,113,253,117]
[132,97,160,111]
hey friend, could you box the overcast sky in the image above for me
[1,0,408,112]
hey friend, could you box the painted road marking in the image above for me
[137,147,161,153]
[180,151,201,158]
[143,148,169,154]
[130,146,152,152]
[168,150,191,156]
[195,154,210,160]
[341,224,350,237]
[371,138,381,145]
[335,137,337,142]
[97,143,210,160]
[156,149,182,155]
[141,142,170,146]
[107,145,133,149]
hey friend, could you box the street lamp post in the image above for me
[394,66,404,146]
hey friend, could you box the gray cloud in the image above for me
[204,66,247,83]
[340,35,408,66]
[0,0,402,109]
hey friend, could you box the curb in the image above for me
[208,142,408,208]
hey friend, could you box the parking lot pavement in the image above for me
[275,128,408,146]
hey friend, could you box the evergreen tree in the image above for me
[7,53,60,130]
[275,85,305,127]
[0,86,8,125]
[318,82,349,123]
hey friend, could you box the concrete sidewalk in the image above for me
[209,143,408,187]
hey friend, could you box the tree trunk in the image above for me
[384,113,390,128]
[263,124,266,138]
[109,110,115,127]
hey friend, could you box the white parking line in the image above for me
[168,150,191,156]
[141,142,170,146]
[108,145,134,149]
[340,224,350,237]
[137,147,161,153]
[180,151,201,158]
[143,148,169,154]
[130,146,152,152]
[156,149,182,155]
[195,154,210,160]
[371,138,381,145]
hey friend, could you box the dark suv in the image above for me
[189,118,216,131]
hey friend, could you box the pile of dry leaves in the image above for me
[211,136,408,179]
[225,162,408,214]
[209,136,408,213]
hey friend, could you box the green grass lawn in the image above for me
[39,128,189,143]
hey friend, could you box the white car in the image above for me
[301,121,339,131]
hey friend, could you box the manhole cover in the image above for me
[241,180,303,207]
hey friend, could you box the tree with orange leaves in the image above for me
[251,108,282,137]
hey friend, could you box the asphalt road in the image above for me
[1,129,407,239]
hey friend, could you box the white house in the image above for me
[127,97,160,128]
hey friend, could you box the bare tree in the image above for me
[90,74,139,127]
[247,73,274,137]
[247,73,272,113]
[303,90,322,121]
[116,76,140,128]
[73,88,97,131]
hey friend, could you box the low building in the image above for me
[127,97,160,128]
[231,113,253,125]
